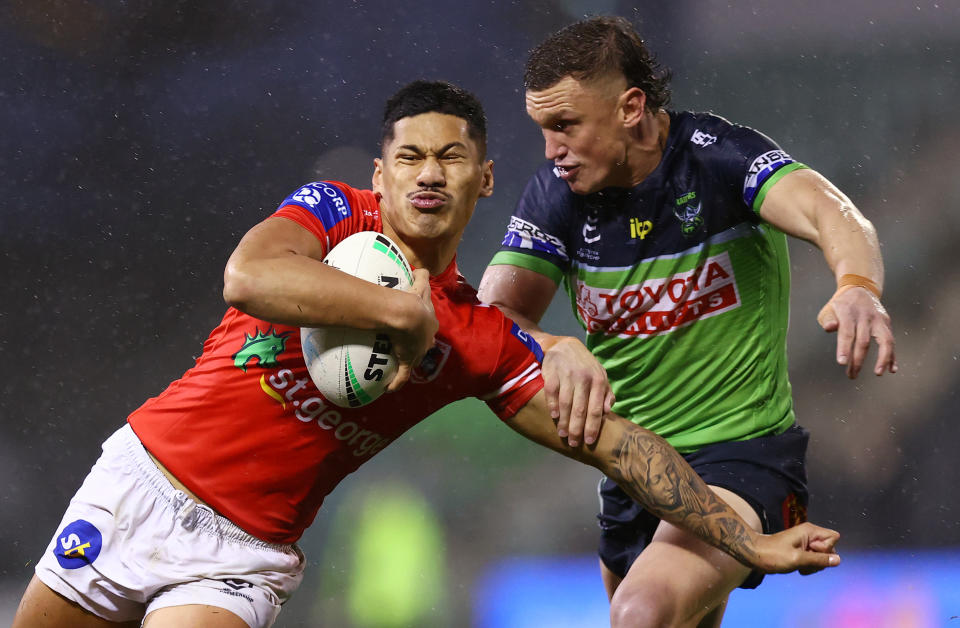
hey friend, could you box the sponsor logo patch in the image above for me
[54,519,102,569]
[629,217,653,240]
[509,323,544,363]
[283,182,352,231]
[502,216,567,259]
[690,129,717,147]
[263,368,391,458]
[743,150,794,206]
[575,252,741,337]
[235,324,391,458]
[219,578,255,603]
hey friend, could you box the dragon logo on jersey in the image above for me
[673,192,704,237]
[232,325,391,459]
[232,327,292,372]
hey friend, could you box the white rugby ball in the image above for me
[301,231,414,408]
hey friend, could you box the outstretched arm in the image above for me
[505,391,840,574]
[480,264,613,446]
[759,168,897,378]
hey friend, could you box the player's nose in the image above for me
[543,130,566,160]
[417,156,445,187]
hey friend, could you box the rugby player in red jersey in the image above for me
[14,80,840,628]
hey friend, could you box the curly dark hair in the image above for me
[381,80,487,156]
[524,16,672,111]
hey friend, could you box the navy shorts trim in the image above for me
[597,424,810,589]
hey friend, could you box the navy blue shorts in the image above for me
[597,424,810,589]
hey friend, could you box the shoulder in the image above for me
[514,162,580,235]
[668,111,791,173]
[277,181,378,226]
[273,181,380,253]
[276,181,379,223]
[521,163,578,206]
[669,110,760,150]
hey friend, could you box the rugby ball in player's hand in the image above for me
[301,231,414,408]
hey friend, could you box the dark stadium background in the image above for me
[2,1,958,625]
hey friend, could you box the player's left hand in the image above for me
[754,522,841,575]
[541,336,614,447]
[817,286,897,378]
[388,268,438,392]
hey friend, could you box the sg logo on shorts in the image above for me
[53,520,103,569]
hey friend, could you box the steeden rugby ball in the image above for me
[301,231,414,407]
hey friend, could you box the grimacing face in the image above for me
[525,75,635,195]
[373,112,493,247]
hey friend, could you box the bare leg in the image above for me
[142,604,251,628]
[12,575,140,628]
[606,486,762,628]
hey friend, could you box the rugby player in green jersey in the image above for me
[480,16,896,628]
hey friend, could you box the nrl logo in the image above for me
[232,327,293,372]
[673,192,704,237]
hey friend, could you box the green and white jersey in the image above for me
[490,111,807,452]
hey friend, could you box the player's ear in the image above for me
[372,158,384,194]
[479,160,494,198]
[620,87,647,128]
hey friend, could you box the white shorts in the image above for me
[34,423,305,628]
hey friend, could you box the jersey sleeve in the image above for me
[272,181,378,256]
[479,319,545,420]
[487,164,572,284]
[708,125,809,215]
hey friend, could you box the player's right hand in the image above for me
[541,336,614,447]
[817,286,897,378]
[754,522,841,575]
[389,268,438,392]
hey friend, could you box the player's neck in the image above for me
[381,222,456,276]
[627,110,670,187]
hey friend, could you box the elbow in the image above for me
[222,257,258,311]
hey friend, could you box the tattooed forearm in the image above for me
[607,425,761,568]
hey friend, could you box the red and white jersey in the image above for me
[128,181,544,544]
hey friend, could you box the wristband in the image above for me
[836,273,881,299]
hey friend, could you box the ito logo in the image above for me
[54,519,102,569]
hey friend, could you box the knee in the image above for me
[609,583,678,628]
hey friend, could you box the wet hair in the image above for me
[524,16,672,111]
[381,80,487,155]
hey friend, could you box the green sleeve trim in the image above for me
[488,250,564,285]
[752,162,809,214]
